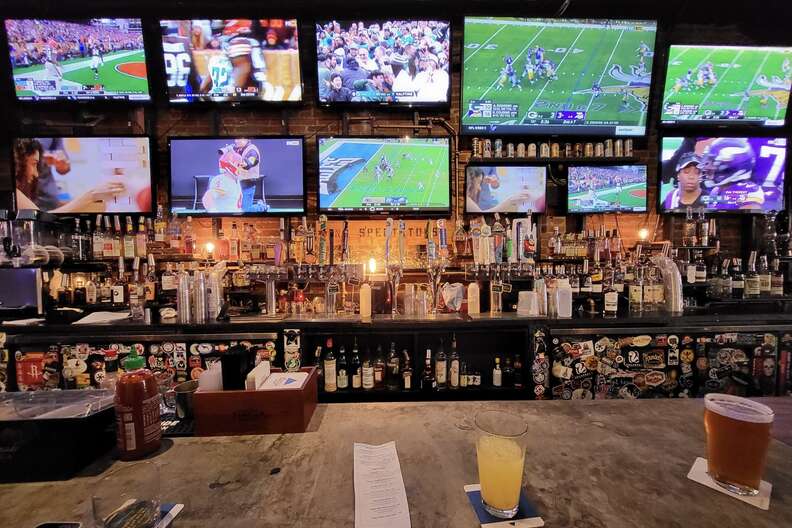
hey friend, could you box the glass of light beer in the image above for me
[475,410,529,518]
[704,393,774,496]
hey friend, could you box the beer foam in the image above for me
[705,394,774,424]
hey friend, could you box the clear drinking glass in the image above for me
[475,410,529,519]
[704,393,774,496]
[92,461,161,527]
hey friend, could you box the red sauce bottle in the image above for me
[115,352,161,460]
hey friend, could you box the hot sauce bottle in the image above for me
[115,351,161,460]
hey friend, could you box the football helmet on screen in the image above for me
[700,138,756,188]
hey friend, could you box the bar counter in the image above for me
[2,398,791,527]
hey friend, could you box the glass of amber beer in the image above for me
[475,410,529,519]
[704,393,774,496]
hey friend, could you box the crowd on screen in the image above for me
[316,20,450,103]
[6,20,143,67]
[568,167,645,193]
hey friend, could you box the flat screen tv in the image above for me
[315,19,451,106]
[660,45,792,127]
[159,19,302,103]
[461,17,657,136]
[567,165,647,213]
[317,136,450,214]
[659,136,786,213]
[465,165,546,213]
[169,136,305,216]
[13,137,152,214]
[4,18,151,102]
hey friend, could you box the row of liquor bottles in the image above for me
[315,336,524,393]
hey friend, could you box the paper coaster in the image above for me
[686,457,772,510]
[464,484,544,527]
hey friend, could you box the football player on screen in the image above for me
[700,138,764,210]
[162,22,201,99]
[221,20,278,99]
[89,45,104,82]
[43,46,64,93]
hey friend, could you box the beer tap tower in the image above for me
[385,218,405,315]
[426,219,449,315]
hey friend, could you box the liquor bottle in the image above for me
[111,256,127,306]
[168,216,181,251]
[629,265,644,312]
[502,356,514,387]
[492,357,502,387]
[92,214,105,260]
[362,348,375,390]
[373,345,385,389]
[146,218,155,243]
[449,334,460,389]
[323,338,337,393]
[613,257,625,294]
[183,216,195,256]
[72,275,85,305]
[642,264,656,310]
[241,224,252,262]
[758,255,772,297]
[336,345,349,390]
[610,229,622,262]
[569,265,580,295]
[112,217,123,258]
[70,218,85,262]
[161,263,178,293]
[57,273,73,306]
[144,254,157,302]
[771,259,784,297]
[695,251,706,284]
[401,350,413,390]
[85,274,98,305]
[314,345,324,391]
[102,216,114,258]
[421,349,435,393]
[719,259,732,299]
[251,224,263,261]
[154,205,167,243]
[548,226,560,257]
[731,258,745,299]
[128,258,144,321]
[603,273,618,317]
[580,259,592,294]
[216,228,230,260]
[460,361,468,388]
[744,252,760,299]
[386,342,400,391]
[99,275,112,304]
[697,210,709,247]
[229,222,241,261]
[683,207,697,246]
[513,354,523,389]
[351,339,362,390]
[136,216,147,257]
[686,252,698,284]
[123,216,136,258]
[434,339,447,390]
[707,255,721,298]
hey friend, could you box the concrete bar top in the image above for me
[2,398,792,527]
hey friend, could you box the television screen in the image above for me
[4,19,150,102]
[315,20,450,105]
[159,19,302,103]
[318,137,450,213]
[567,165,647,213]
[461,17,657,136]
[169,137,305,215]
[660,45,792,127]
[13,137,152,214]
[659,137,786,213]
[465,165,546,213]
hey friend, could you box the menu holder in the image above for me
[193,367,318,436]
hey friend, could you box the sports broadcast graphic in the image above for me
[160,19,302,103]
[318,137,450,213]
[465,165,546,213]
[461,18,656,136]
[13,137,152,214]
[5,19,150,102]
[567,165,647,213]
[316,20,450,104]
[661,45,792,126]
[660,137,786,213]
[170,138,305,215]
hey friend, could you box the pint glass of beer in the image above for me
[704,393,774,495]
[475,410,529,519]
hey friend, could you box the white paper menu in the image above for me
[354,442,412,528]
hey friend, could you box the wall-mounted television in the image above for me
[659,136,786,213]
[315,19,450,106]
[567,164,647,213]
[169,136,305,216]
[159,19,302,103]
[465,165,546,213]
[660,45,792,127]
[4,18,151,102]
[460,17,657,136]
[13,136,152,214]
[318,136,450,214]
